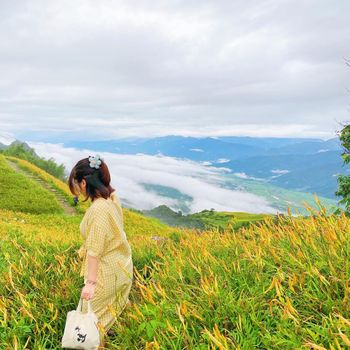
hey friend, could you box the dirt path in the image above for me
[6,159,77,216]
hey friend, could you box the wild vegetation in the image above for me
[335,123,350,215]
[0,142,67,181]
[143,204,271,232]
[5,155,90,214]
[0,155,63,215]
[0,155,349,349]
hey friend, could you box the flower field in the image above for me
[0,155,349,349]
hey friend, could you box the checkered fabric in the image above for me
[77,191,133,338]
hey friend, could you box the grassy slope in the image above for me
[5,155,91,214]
[0,155,63,214]
[189,210,270,231]
[142,205,273,232]
[0,157,349,349]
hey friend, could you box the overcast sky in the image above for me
[1,0,350,142]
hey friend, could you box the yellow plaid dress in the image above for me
[77,191,133,340]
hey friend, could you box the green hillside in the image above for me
[142,205,272,232]
[0,155,349,349]
[0,154,64,214]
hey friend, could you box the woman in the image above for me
[68,154,133,349]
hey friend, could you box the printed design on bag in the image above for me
[75,326,87,343]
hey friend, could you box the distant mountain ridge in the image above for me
[0,140,40,156]
[65,135,265,161]
[64,135,341,160]
[64,135,346,200]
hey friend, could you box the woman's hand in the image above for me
[81,283,96,300]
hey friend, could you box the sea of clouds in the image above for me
[22,140,278,215]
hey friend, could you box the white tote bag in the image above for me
[61,297,100,349]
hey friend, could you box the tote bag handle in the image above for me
[77,297,93,314]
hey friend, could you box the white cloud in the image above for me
[216,158,230,164]
[0,131,16,145]
[0,0,348,141]
[271,169,290,174]
[233,172,266,181]
[26,141,278,214]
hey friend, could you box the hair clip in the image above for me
[88,154,104,169]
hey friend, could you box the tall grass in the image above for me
[0,193,349,349]
[0,155,63,215]
[115,201,350,349]
[4,155,91,214]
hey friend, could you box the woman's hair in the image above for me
[68,157,115,202]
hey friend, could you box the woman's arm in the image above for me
[82,209,108,299]
[81,254,99,300]
[87,254,99,283]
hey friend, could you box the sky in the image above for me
[1,0,350,142]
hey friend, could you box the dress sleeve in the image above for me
[85,209,109,258]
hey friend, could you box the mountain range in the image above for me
[64,135,347,200]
